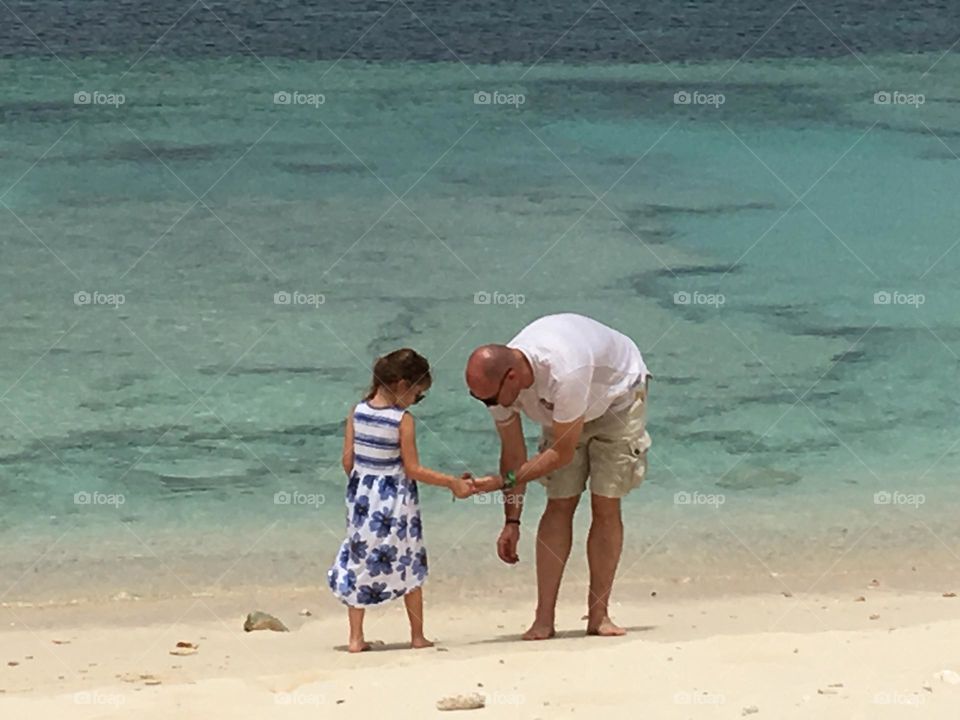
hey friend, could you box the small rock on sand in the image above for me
[854,596,866,602]
[437,693,485,711]
[742,706,759,716]
[942,592,956,598]
[243,611,289,632]
[299,609,312,616]
[170,641,199,656]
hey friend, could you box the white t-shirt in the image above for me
[489,313,649,427]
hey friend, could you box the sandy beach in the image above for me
[3,587,960,719]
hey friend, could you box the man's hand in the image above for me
[472,474,503,493]
[497,522,520,564]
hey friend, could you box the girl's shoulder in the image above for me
[353,400,407,422]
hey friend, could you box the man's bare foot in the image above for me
[586,616,626,637]
[521,622,556,641]
[347,639,372,653]
[411,637,435,649]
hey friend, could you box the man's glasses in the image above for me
[470,371,509,407]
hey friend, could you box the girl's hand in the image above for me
[450,475,476,500]
[450,473,477,500]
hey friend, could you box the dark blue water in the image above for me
[2,1,959,62]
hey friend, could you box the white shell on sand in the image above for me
[436,693,486,711]
[935,670,960,684]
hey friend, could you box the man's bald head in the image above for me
[465,343,532,407]
[466,344,514,383]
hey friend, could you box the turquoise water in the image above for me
[2,46,960,601]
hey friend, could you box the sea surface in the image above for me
[1,1,959,604]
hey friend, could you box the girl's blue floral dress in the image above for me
[328,401,428,607]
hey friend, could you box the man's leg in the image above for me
[523,495,581,640]
[586,493,626,636]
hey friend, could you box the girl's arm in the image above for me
[341,408,355,476]
[399,413,471,496]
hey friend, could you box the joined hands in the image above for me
[450,472,504,499]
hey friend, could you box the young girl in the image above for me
[328,348,485,652]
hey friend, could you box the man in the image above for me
[465,313,651,639]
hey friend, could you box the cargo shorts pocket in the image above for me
[627,430,651,486]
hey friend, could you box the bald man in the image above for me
[465,313,651,639]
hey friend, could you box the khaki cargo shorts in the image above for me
[538,384,651,500]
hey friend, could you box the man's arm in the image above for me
[495,414,527,521]
[510,416,584,488]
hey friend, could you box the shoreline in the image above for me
[5,498,960,609]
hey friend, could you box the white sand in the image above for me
[3,590,960,718]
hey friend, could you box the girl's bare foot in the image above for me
[586,616,626,637]
[348,639,372,653]
[521,622,556,641]
[411,636,434,649]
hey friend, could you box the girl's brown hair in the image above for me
[365,348,432,400]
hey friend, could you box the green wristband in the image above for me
[503,470,517,489]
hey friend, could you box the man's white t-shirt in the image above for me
[488,314,649,427]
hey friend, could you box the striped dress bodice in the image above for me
[352,401,404,474]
